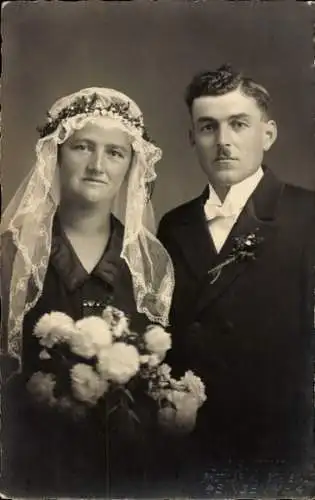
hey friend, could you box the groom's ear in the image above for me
[263,120,277,152]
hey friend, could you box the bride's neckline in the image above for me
[50,213,124,291]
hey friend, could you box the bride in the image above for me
[1,87,175,497]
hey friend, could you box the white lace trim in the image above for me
[1,88,175,370]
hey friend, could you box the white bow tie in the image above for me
[204,200,240,221]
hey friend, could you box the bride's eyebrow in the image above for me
[106,143,130,153]
[70,137,92,145]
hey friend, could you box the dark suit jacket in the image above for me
[158,169,315,469]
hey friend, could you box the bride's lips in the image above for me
[83,178,107,184]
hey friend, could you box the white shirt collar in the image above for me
[206,167,264,214]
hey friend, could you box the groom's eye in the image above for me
[202,124,215,132]
[230,120,249,131]
[199,121,217,133]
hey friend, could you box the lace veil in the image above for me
[1,87,175,371]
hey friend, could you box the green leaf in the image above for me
[107,404,120,416]
[122,387,134,403]
[127,408,141,424]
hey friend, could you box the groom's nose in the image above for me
[216,124,232,147]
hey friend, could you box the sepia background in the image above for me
[2,0,314,223]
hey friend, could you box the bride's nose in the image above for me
[87,149,104,173]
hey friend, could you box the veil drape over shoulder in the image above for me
[1,87,175,371]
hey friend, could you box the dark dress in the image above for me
[1,214,161,498]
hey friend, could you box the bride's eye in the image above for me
[73,143,89,151]
[109,149,124,159]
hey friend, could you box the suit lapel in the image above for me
[193,169,285,313]
[172,187,219,281]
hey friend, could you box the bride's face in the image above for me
[58,123,133,205]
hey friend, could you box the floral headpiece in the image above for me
[37,92,153,142]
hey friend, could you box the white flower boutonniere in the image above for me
[208,228,264,284]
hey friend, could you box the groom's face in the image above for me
[189,88,277,187]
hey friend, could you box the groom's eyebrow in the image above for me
[229,113,251,121]
[196,114,252,124]
[196,117,217,123]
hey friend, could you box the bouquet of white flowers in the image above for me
[27,306,206,436]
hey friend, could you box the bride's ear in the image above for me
[263,120,277,152]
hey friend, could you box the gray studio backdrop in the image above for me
[2,1,314,223]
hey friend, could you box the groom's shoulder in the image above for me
[275,181,315,233]
[159,194,203,229]
[281,182,315,209]
[263,167,315,211]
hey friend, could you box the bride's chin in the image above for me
[79,187,112,204]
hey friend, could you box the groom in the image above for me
[158,65,315,472]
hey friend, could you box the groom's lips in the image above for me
[215,157,236,161]
[214,158,237,165]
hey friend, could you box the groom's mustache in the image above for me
[214,146,233,160]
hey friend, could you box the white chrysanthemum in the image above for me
[112,316,129,339]
[157,363,172,380]
[139,354,161,368]
[34,311,75,348]
[97,343,140,384]
[147,354,162,367]
[139,354,150,365]
[181,371,207,407]
[34,311,73,338]
[101,306,116,323]
[39,349,51,360]
[71,363,108,405]
[159,390,199,434]
[69,316,112,358]
[144,325,171,357]
[27,372,56,405]
[101,306,130,338]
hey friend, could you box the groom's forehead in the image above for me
[191,91,261,120]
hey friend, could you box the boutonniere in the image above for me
[208,229,264,284]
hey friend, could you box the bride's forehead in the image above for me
[69,123,132,145]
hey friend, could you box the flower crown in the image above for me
[37,93,152,140]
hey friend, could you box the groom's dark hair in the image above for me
[185,64,271,120]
